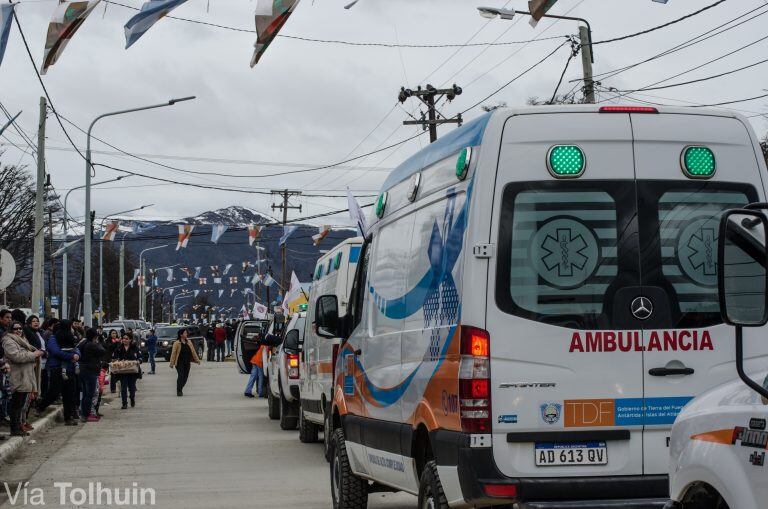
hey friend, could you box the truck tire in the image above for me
[279,388,298,430]
[323,411,333,462]
[267,390,280,420]
[330,429,368,509]
[418,461,449,509]
[299,407,319,443]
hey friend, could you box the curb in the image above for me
[0,406,63,465]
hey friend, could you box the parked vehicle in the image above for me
[314,106,768,508]
[666,208,768,509]
[234,319,270,374]
[268,312,306,430]
[299,237,362,453]
[141,325,205,361]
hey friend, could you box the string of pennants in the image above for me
[126,263,277,289]
[0,0,301,73]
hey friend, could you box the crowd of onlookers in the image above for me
[0,308,147,438]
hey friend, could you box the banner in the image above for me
[347,187,368,236]
[211,224,227,244]
[279,225,298,246]
[282,271,302,315]
[252,301,268,320]
[176,224,194,250]
[223,263,233,275]
[0,5,14,70]
[248,224,263,246]
[102,219,119,241]
[124,0,190,49]
[41,0,102,75]
[251,0,301,67]
[312,225,332,246]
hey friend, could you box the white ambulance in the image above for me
[299,237,362,456]
[667,207,768,509]
[312,105,768,508]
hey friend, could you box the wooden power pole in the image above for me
[270,190,302,294]
[398,84,463,143]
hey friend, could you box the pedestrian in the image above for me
[105,329,120,394]
[243,343,266,398]
[214,324,226,362]
[36,320,81,426]
[112,333,141,410]
[169,328,200,397]
[79,328,106,422]
[205,325,215,362]
[145,329,158,375]
[22,316,45,429]
[226,321,235,357]
[2,322,43,436]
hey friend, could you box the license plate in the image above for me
[535,441,608,466]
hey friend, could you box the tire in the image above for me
[323,410,333,462]
[330,429,368,509]
[279,387,299,430]
[299,407,319,443]
[418,461,449,509]
[267,389,280,420]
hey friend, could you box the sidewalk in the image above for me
[0,406,63,465]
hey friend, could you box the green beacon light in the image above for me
[298,303,308,312]
[548,145,585,178]
[375,192,388,218]
[456,147,472,180]
[682,146,715,179]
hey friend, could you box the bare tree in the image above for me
[0,163,36,293]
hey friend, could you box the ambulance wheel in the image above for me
[418,461,449,509]
[267,390,280,420]
[299,408,319,443]
[279,389,298,430]
[323,412,333,462]
[330,429,368,509]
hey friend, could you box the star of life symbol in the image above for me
[678,218,718,287]
[541,228,589,277]
[531,218,599,289]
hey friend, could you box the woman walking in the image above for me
[169,328,200,397]
[22,315,45,427]
[37,320,80,426]
[79,328,106,421]
[112,333,141,410]
[105,329,120,394]
[2,322,43,436]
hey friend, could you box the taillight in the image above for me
[459,326,491,433]
[599,105,658,114]
[483,483,518,498]
[287,353,300,379]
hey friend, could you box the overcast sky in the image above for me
[1,0,766,228]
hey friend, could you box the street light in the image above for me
[83,96,196,326]
[159,284,186,323]
[61,176,128,319]
[146,264,180,324]
[98,204,153,325]
[139,244,170,320]
[172,292,193,323]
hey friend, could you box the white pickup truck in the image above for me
[666,207,768,509]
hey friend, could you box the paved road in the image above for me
[0,360,414,509]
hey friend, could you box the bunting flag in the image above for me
[193,267,202,279]
[282,271,302,315]
[41,1,102,75]
[347,187,368,235]
[247,224,263,246]
[132,221,155,234]
[176,224,194,250]
[198,277,207,285]
[214,277,222,284]
[194,290,200,298]
[124,0,190,49]
[168,288,175,296]
[223,263,233,275]
[218,289,224,298]
[244,276,251,284]
[128,268,140,288]
[182,277,189,283]
[137,275,145,286]
[211,265,220,277]
[101,219,119,241]
[244,288,254,295]
[165,267,173,282]
[204,306,210,311]
[279,225,298,246]
[181,267,192,277]
[211,224,228,244]
[240,304,249,318]
[0,5,15,70]
[229,276,238,285]
[252,301,268,319]
[241,261,251,274]
[312,225,332,246]
[251,0,300,68]
[263,273,275,287]
[230,288,238,297]
[152,277,159,286]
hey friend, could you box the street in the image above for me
[0,360,412,509]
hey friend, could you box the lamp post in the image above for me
[146,264,180,325]
[83,96,196,327]
[138,244,170,320]
[476,7,595,102]
[160,284,185,323]
[62,176,127,319]
[173,293,193,323]
[98,204,153,325]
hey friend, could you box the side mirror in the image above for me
[718,210,768,326]
[315,295,339,339]
[718,209,768,401]
[283,330,300,351]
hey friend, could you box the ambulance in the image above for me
[666,207,768,509]
[312,105,768,509]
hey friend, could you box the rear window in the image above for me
[496,180,756,330]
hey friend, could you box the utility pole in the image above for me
[31,97,47,316]
[579,25,595,104]
[119,235,125,320]
[270,190,302,292]
[398,84,463,143]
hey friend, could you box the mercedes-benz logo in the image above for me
[631,296,653,320]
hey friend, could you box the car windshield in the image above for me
[242,324,264,337]
[155,327,181,338]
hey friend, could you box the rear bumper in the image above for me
[432,430,669,508]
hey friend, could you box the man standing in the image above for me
[225,321,235,358]
[145,329,158,374]
[205,324,215,362]
[214,324,226,362]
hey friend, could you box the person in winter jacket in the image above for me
[112,333,141,410]
[2,322,43,436]
[105,329,120,393]
[169,328,201,396]
[214,325,227,362]
[79,328,106,421]
[22,315,45,425]
[36,320,81,426]
[244,344,266,398]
